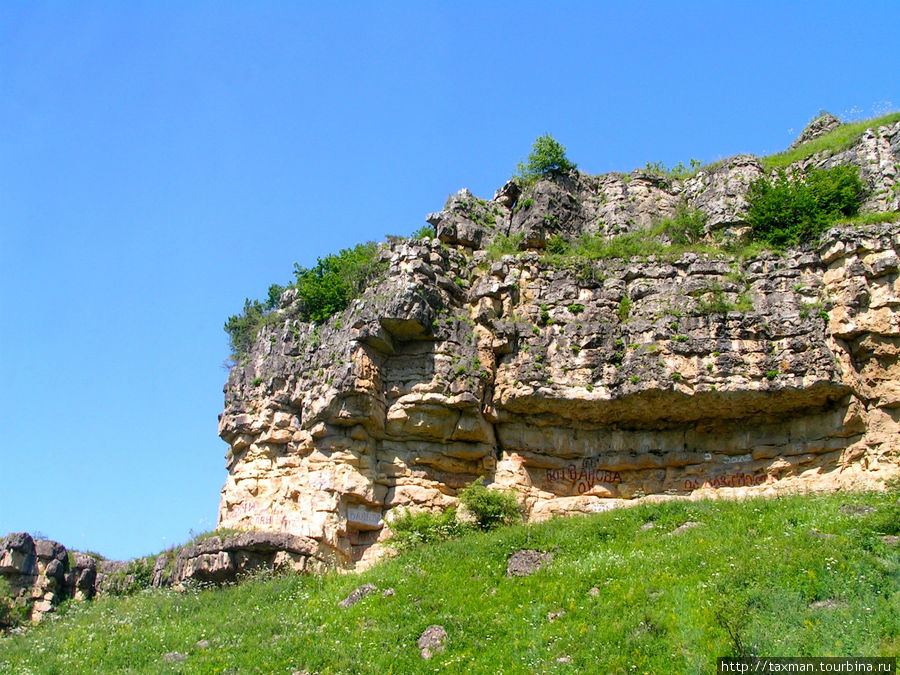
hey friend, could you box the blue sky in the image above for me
[1,1,897,560]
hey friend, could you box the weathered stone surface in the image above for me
[170,531,333,585]
[506,549,553,577]
[417,624,447,659]
[0,533,35,576]
[428,188,509,249]
[839,504,876,516]
[666,521,702,536]
[215,119,900,570]
[682,155,763,231]
[0,534,83,622]
[338,583,377,608]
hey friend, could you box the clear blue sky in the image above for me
[1,1,897,560]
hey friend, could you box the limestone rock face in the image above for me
[682,155,763,231]
[217,121,900,567]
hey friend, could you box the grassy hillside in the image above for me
[2,490,898,673]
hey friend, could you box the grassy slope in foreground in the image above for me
[2,491,898,674]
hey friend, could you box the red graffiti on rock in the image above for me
[683,472,768,491]
[547,462,622,494]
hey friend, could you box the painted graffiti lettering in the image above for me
[546,459,622,494]
[682,472,768,492]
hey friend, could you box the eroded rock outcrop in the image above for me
[0,533,97,622]
[217,118,900,567]
[152,531,334,587]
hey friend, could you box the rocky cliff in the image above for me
[217,115,900,566]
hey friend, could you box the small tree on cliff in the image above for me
[514,134,577,186]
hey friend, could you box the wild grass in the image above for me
[537,212,770,270]
[485,233,524,259]
[833,210,900,228]
[2,490,898,673]
[762,112,900,171]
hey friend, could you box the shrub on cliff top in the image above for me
[225,242,383,359]
[745,165,866,247]
[514,134,577,186]
[292,241,383,323]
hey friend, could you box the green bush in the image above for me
[388,508,467,549]
[0,576,19,629]
[546,234,569,255]
[617,297,633,322]
[574,230,666,260]
[292,242,383,323]
[694,287,754,315]
[745,166,866,246]
[514,134,577,186]
[512,197,534,214]
[458,478,521,531]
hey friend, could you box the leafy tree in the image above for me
[514,134,576,186]
[746,165,866,246]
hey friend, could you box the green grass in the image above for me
[537,224,770,271]
[833,210,900,227]
[3,490,898,673]
[762,112,900,171]
[485,233,524,259]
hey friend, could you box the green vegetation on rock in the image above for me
[0,578,27,630]
[224,242,384,359]
[762,111,900,171]
[485,233,523,259]
[513,134,576,187]
[388,508,467,550]
[745,165,866,246]
[292,242,383,323]
[644,158,703,181]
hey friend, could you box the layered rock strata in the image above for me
[218,120,900,566]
